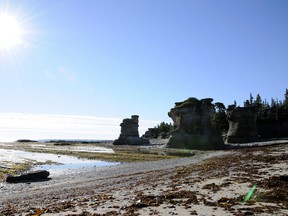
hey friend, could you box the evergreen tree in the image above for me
[254,94,262,110]
[213,102,229,133]
[154,122,173,133]
[249,93,254,107]
[263,98,269,107]
[244,100,250,107]
[255,94,262,104]
[284,88,288,107]
[215,102,226,113]
[271,98,277,108]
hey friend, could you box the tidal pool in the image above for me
[35,158,118,170]
[0,149,119,174]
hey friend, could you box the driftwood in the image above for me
[6,170,50,183]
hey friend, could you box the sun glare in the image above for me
[0,14,23,49]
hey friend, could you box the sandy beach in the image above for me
[0,142,287,216]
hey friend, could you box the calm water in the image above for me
[35,159,118,170]
[0,149,119,175]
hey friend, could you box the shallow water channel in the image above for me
[0,148,119,175]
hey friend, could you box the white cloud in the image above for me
[0,113,159,142]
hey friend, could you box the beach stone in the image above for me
[6,170,50,183]
[166,98,225,150]
[113,115,149,145]
[225,106,258,143]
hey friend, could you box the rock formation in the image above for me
[257,106,288,139]
[113,115,149,145]
[166,98,225,150]
[225,106,258,143]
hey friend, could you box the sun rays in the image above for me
[0,14,24,50]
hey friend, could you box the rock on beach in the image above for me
[6,170,50,183]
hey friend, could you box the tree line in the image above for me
[243,88,288,109]
[151,88,288,138]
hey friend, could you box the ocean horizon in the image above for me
[0,113,160,143]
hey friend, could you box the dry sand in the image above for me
[0,142,287,216]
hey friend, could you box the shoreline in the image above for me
[0,142,287,215]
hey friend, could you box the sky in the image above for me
[0,0,288,141]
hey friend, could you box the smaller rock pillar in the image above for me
[225,106,258,143]
[113,115,149,145]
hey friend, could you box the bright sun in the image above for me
[0,14,23,49]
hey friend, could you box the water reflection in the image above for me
[0,149,119,174]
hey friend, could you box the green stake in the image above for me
[244,184,257,202]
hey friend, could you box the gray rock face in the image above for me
[258,120,288,139]
[6,170,50,183]
[258,107,288,139]
[225,106,258,143]
[166,98,225,150]
[113,115,149,145]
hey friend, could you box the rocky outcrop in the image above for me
[16,139,38,143]
[257,107,288,139]
[225,106,258,143]
[166,98,225,150]
[113,115,149,145]
[258,120,288,139]
[6,170,50,183]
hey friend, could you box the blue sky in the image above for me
[0,0,288,140]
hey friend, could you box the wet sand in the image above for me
[0,142,287,215]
